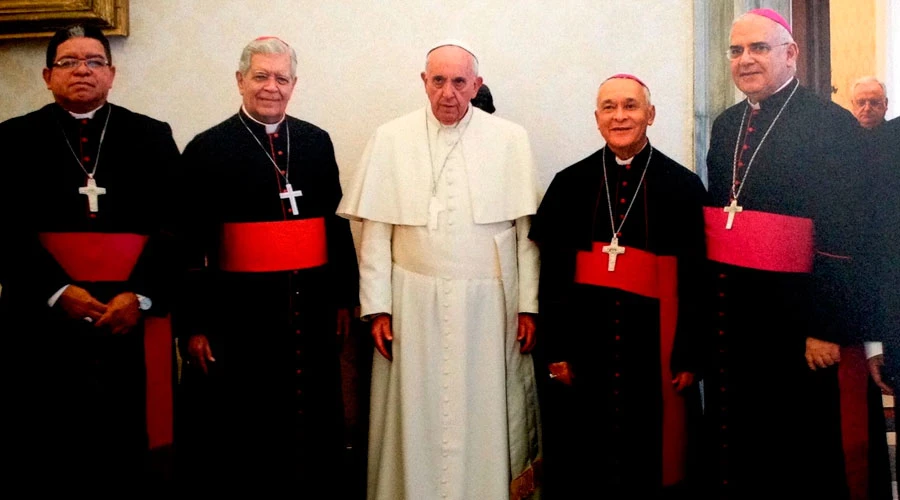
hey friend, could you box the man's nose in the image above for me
[441,85,456,99]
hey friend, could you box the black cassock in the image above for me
[530,144,708,499]
[703,80,869,500]
[0,103,179,488]
[175,109,358,491]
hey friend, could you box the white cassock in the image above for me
[338,105,542,500]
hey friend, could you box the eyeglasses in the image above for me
[52,57,110,70]
[852,98,886,109]
[726,42,790,60]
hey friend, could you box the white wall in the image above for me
[0,1,695,194]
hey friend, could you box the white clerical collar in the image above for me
[241,105,285,134]
[426,104,474,132]
[614,141,649,165]
[69,104,105,120]
[747,77,794,108]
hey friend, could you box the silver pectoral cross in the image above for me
[428,196,444,231]
[601,237,626,272]
[724,199,743,230]
[78,176,106,213]
[280,183,303,216]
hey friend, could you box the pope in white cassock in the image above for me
[337,41,543,500]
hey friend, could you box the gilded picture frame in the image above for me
[0,0,128,40]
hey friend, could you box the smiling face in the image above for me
[594,77,655,159]
[236,52,297,124]
[42,37,115,113]
[421,45,483,125]
[729,14,797,103]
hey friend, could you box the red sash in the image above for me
[575,242,686,486]
[703,207,814,273]
[38,232,172,449]
[218,218,328,272]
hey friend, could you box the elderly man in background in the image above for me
[175,36,358,492]
[850,76,889,130]
[338,40,542,500]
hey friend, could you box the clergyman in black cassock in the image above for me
[701,9,869,500]
[173,37,358,493]
[0,25,180,491]
[530,74,708,500]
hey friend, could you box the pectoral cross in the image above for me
[724,199,743,230]
[601,237,626,272]
[78,176,106,213]
[428,196,444,231]
[280,183,303,216]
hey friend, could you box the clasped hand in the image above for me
[58,285,141,335]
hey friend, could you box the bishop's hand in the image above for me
[187,334,216,375]
[57,284,107,323]
[95,292,141,335]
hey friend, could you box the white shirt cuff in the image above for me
[865,341,884,359]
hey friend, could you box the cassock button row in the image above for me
[89,213,97,219]
[718,273,727,279]
[81,137,88,143]
[625,164,632,170]
[614,335,621,341]
[618,214,625,220]
[615,301,621,306]
[742,144,750,151]
[296,369,302,375]
[719,330,725,336]
[748,127,755,133]
[614,319,620,324]
[619,198,626,204]
[83,156,91,163]
[273,133,279,138]
[616,231,622,237]
[81,119,89,125]
[737,161,744,168]
[288,208,293,214]
[622,181,628,187]
[718,311,725,317]
[277,150,284,156]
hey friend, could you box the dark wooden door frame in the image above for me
[792,0,834,99]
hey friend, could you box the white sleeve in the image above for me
[516,215,539,314]
[359,219,393,317]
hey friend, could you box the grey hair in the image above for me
[424,45,479,76]
[238,37,297,77]
[851,76,887,95]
